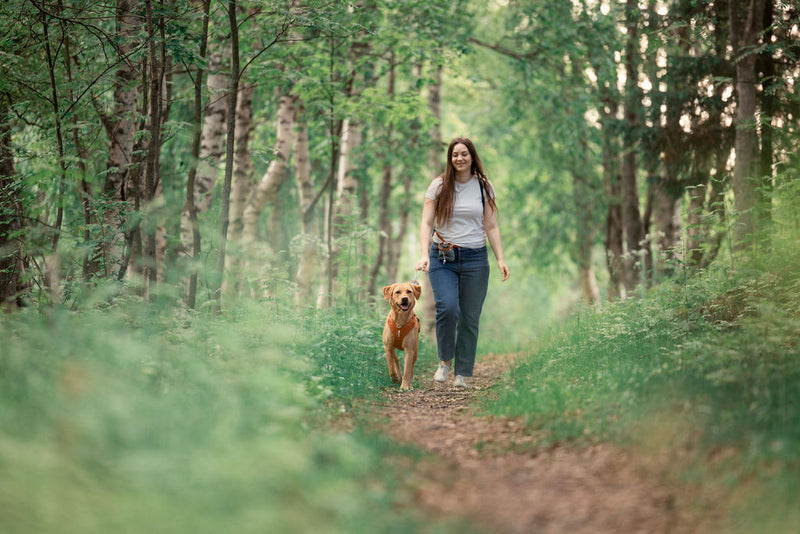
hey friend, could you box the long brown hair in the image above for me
[435,137,497,226]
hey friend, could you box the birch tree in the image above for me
[241,94,296,246]
[180,47,228,259]
[228,83,255,244]
[101,0,142,280]
[183,0,211,309]
[293,101,319,307]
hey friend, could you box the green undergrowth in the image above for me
[294,302,437,407]
[487,245,800,531]
[0,297,446,534]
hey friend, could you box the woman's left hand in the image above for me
[498,260,510,281]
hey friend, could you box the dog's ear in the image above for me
[412,283,421,299]
[382,284,394,300]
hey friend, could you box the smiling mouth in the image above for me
[398,300,411,311]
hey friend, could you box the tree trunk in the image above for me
[686,182,706,266]
[605,200,625,301]
[228,83,255,244]
[214,0,239,307]
[368,59,395,297]
[333,118,361,229]
[601,91,625,301]
[699,171,727,270]
[0,97,27,311]
[267,186,285,255]
[318,117,343,310]
[330,116,362,304]
[758,0,775,217]
[221,82,255,297]
[688,144,729,271]
[621,0,644,292]
[155,54,173,285]
[427,63,444,176]
[729,0,766,252]
[101,0,141,278]
[651,176,681,274]
[183,0,210,308]
[369,159,391,295]
[142,0,164,295]
[180,46,228,262]
[386,164,413,284]
[325,29,371,307]
[573,171,600,304]
[383,63,420,285]
[42,5,82,302]
[41,9,66,259]
[421,62,443,336]
[241,94,295,245]
[570,55,600,304]
[293,102,319,307]
[659,53,686,280]
[196,48,229,213]
[61,18,100,281]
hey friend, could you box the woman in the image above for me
[415,137,510,388]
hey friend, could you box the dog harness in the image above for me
[388,313,418,351]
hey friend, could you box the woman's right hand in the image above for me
[415,256,429,272]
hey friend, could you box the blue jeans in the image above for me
[428,244,490,377]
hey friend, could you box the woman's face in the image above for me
[451,143,472,174]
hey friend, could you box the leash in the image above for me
[413,270,422,285]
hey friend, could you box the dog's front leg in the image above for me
[383,323,401,383]
[400,346,417,390]
[385,347,400,383]
[383,343,401,385]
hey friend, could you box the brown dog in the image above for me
[382,282,422,390]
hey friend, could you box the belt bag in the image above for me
[435,231,456,263]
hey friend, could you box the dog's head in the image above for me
[383,282,422,313]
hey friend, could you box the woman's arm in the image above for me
[484,203,510,281]
[415,198,436,272]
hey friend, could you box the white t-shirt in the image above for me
[425,175,494,249]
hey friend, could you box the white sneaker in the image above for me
[433,363,450,382]
[453,375,468,388]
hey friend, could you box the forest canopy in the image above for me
[1,0,798,315]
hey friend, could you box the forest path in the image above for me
[376,352,703,534]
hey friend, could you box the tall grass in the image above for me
[487,207,800,530]
[0,297,441,534]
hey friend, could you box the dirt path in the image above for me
[377,352,701,534]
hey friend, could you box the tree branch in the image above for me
[468,37,542,62]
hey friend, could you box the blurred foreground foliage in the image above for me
[0,298,445,534]
[488,200,800,531]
